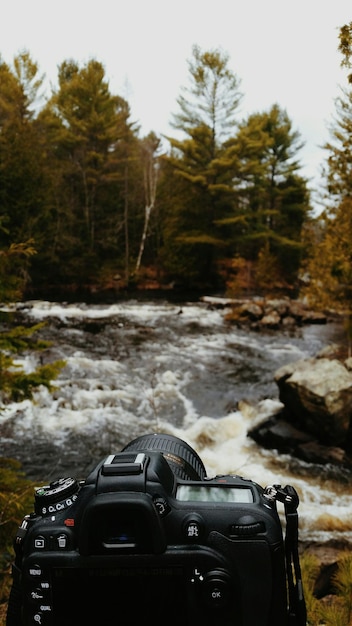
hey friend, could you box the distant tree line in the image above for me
[301,22,352,316]
[1,33,352,306]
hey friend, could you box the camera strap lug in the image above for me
[264,484,307,626]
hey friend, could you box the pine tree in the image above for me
[0,243,65,405]
[162,45,242,286]
[222,104,310,289]
[0,52,48,248]
[35,58,142,285]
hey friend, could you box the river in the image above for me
[0,298,351,545]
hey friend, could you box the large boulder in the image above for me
[274,358,352,446]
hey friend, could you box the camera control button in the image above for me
[39,581,51,591]
[203,570,231,608]
[186,521,201,539]
[28,564,44,578]
[153,496,170,517]
[230,515,265,536]
[34,536,46,550]
[183,514,204,541]
[55,533,69,549]
[29,586,48,603]
[30,611,52,625]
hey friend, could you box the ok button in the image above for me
[203,570,231,608]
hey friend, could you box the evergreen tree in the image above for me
[35,59,142,286]
[223,105,310,288]
[171,44,242,145]
[0,241,65,404]
[0,52,48,249]
[162,45,242,287]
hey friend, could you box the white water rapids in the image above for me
[1,298,351,545]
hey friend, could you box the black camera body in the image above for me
[6,434,305,626]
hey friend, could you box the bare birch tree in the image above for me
[135,132,161,273]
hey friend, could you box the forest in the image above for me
[3,22,352,625]
[1,25,352,311]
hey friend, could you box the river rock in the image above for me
[301,539,352,599]
[248,413,312,452]
[215,296,328,329]
[260,310,281,328]
[274,358,352,446]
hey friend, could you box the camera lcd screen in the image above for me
[176,485,254,503]
[52,565,188,625]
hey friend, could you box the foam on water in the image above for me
[12,300,227,327]
[1,299,350,544]
[170,410,352,544]
[2,378,351,543]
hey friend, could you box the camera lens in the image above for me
[122,433,206,481]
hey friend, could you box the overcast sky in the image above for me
[1,0,352,210]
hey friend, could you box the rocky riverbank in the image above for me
[201,294,330,329]
[248,341,352,473]
[202,296,351,468]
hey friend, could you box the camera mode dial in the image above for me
[35,477,80,516]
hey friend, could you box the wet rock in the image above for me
[238,301,263,319]
[248,414,312,452]
[301,540,351,599]
[221,296,328,329]
[248,413,352,470]
[274,358,352,446]
[263,299,289,317]
[297,441,347,465]
[249,353,352,470]
[301,310,328,324]
[286,299,305,320]
[259,310,281,328]
[282,315,296,328]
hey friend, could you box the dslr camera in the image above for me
[6,433,306,625]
